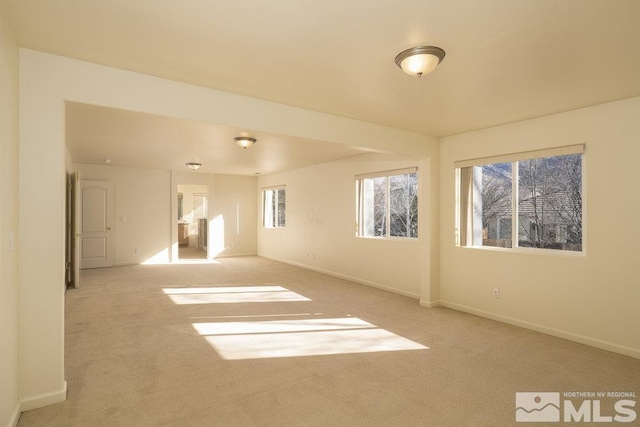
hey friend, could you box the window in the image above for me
[263,186,286,228]
[455,145,584,252]
[193,193,208,220]
[356,168,418,238]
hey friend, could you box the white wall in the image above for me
[258,152,436,299]
[65,146,74,175]
[0,4,20,426]
[75,164,172,265]
[440,97,640,358]
[69,166,256,265]
[212,175,257,257]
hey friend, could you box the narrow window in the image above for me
[263,186,286,228]
[178,193,184,220]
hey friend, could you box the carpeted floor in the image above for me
[18,256,640,426]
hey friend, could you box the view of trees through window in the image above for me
[263,187,286,228]
[358,171,418,238]
[471,153,582,251]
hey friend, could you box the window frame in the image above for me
[262,185,286,229]
[455,145,585,256]
[355,167,419,240]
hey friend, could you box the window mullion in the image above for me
[356,180,362,236]
[386,177,391,237]
[274,190,279,227]
[512,161,519,248]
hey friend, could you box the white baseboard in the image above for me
[7,400,21,427]
[420,299,441,308]
[214,252,257,259]
[114,261,139,267]
[259,254,420,300]
[20,381,67,412]
[440,301,640,359]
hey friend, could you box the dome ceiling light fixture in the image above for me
[186,162,202,170]
[234,136,257,149]
[395,46,446,78]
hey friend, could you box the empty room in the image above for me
[1,1,639,426]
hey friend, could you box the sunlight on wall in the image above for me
[141,247,170,265]
[162,285,310,304]
[236,204,240,234]
[209,214,225,257]
[193,317,428,360]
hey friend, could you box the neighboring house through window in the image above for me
[455,144,584,252]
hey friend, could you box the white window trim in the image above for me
[262,185,286,229]
[455,145,585,255]
[454,144,584,169]
[355,167,418,240]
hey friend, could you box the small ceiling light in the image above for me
[186,162,202,170]
[234,137,257,149]
[104,158,112,164]
[395,46,445,78]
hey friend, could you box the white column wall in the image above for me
[0,3,20,425]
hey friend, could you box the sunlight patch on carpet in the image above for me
[193,317,428,359]
[163,285,311,304]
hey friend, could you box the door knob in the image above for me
[107,227,112,231]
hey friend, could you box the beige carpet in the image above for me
[18,256,640,426]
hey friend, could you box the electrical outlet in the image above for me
[305,252,309,257]
[134,248,140,254]
[493,288,500,298]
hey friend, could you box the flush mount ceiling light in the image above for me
[234,137,257,149]
[395,46,446,78]
[186,162,202,170]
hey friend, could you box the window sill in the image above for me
[356,236,419,242]
[456,244,585,258]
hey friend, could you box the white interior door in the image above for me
[81,180,114,269]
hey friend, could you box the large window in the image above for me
[356,168,418,238]
[455,145,584,252]
[263,186,286,228]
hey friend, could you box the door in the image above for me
[81,180,114,269]
[67,171,82,288]
[66,173,72,287]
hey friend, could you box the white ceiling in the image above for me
[65,102,369,175]
[5,0,640,171]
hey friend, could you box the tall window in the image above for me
[193,193,208,220]
[455,145,584,252]
[356,168,418,238]
[178,193,184,220]
[263,186,286,228]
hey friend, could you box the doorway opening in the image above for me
[177,184,209,260]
